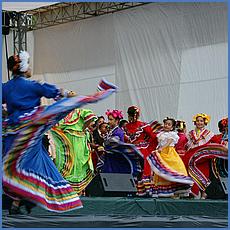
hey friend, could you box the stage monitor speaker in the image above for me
[206,174,228,199]
[2,12,10,35]
[219,177,228,194]
[85,173,137,197]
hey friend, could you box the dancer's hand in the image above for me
[60,89,77,97]
[157,147,162,153]
[67,91,77,97]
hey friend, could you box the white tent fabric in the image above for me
[113,3,227,132]
[2,2,227,133]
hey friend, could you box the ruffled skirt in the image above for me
[3,90,115,212]
[50,127,94,194]
[182,144,228,196]
[147,146,193,197]
[97,137,143,178]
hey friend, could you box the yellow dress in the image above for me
[147,131,193,197]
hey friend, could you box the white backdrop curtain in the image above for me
[2,2,227,133]
[113,2,227,132]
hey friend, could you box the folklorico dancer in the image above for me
[210,117,228,184]
[97,109,143,178]
[147,117,193,198]
[175,120,188,157]
[50,109,97,194]
[124,106,162,197]
[183,113,228,199]
[2,50,117,213]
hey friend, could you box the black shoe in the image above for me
[21,200,36,214]
[9,205,23,215]
[24,202,35,214]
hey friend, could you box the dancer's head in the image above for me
[193,113,210,129]
[127,106,140,123]
[218,117,228,134]
[163,117,176,132]
[99,122,109,135]
[7,51,31,77]
[106,109,123,129]
[96,116,105,129]
[176,120,186,133]
[119,119,128,131]
[82,109,97,131]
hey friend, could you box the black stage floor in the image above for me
[2,196,228,228]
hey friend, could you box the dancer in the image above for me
[119,119,128,132]
[125,106,161,196]
[175,120,188,156]
[184,113,227,199]
[106,109,125,141]
[97,109,142,177]
[210,117,228,189]
[187,114,214,149]
[50,108,97,194]
[2,51,116,213]
[91,116,105,145]
[186,113,214,199]
[147,117,193,198]
[211,117,228,146]
[91,122,108,170]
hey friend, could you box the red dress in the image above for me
[211,134,223,144]
[125,120,159,196]
[185,129,214,196]
[175,132,188,157]
[210,134,228,179]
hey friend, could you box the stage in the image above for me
[2,196,228,228]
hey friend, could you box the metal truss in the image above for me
[2,2,149,52]
[23,2,150,31]
[2,11,33,52]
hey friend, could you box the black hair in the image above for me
[7,55,22,75]
[7,56,16,71]
[163,117,176,131]
[99,122,108,130]
[218,120,225,133]
[98,116,105,120]
[119,119,128,128]
[95,116,105,125]
[127,106,140,117]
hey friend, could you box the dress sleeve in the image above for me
[32,81,61,99]
[144,124,158,141]
[210,134,222,144]
[118,130,124,142]
[143,124,158,148]
[168,131,179,144]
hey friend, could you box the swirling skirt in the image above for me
[97,138,143,178]
[181,143,228,196]
[3,90,115,212]
[147,147,193,197]
[50,127,95,194]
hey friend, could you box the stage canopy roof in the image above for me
[2,2,59,12]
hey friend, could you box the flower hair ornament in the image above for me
[19,51,30,72]
[192,113,211,125]
[176,120,186,131]
[106,109,123,119]
[220,117,228,127]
